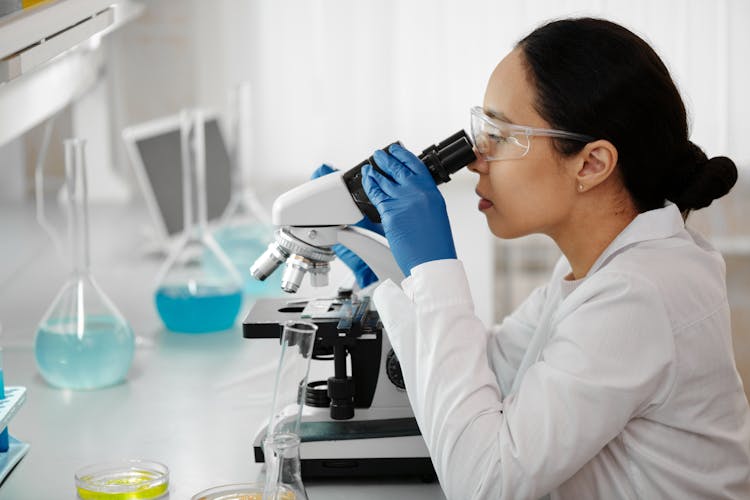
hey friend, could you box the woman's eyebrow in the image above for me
[485,108,516,125]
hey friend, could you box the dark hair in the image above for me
[516,18,737,216]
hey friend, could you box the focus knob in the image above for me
[386,349,405,390]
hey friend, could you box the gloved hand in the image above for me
[311,164,383,288]
[361,144,457,276]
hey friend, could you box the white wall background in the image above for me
[97,0,750,326]
[108,0,750,187]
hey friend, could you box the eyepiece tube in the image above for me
[436,130,471,150]
[342,130,476,223]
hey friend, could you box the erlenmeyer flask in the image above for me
[262,321,316,500]
[213,82,281,296]
[154,109,243,333]
[263,433,307,500]
[34,139,135,390]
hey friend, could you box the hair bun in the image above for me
[670,150,738,212]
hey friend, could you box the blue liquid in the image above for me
[0,368,7,451]
[155,285,243,333]
[34,316,135,390]
[213,225,283,296]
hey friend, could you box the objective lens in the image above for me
[280,255,310,294]
[250,243,288,281]
[308,262,330,288]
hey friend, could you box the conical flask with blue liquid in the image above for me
[34,139,135,390]
[154,109,243,333]
[212,82,282,298]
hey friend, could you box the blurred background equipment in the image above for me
[122,112,233,245]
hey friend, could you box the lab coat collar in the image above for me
[585,203,685,277]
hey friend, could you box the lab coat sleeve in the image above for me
[488,256,569,394]
[373,259,674,500]
[487,284,547,395]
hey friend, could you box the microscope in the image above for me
[243,130,476,479]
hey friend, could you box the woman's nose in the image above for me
[467,150,489,174]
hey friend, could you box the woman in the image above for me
[358,18,750,499]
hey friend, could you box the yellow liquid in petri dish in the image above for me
[76,468,168,500]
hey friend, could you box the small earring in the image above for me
[578,183,584,192]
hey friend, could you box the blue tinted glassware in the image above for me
[34,139,135,390]
[154,110,243,333]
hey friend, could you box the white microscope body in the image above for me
[247,171,432,478]
[247,130,475,478]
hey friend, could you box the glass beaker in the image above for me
[34,139,135,390]
[154,109,244,333]
[212,82,281,297]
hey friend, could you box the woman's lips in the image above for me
[478,198,494,211]
[476,189,493,211]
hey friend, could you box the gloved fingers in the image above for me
[363,163,400,198]
[311,164,337,179]
[388,143,431,177]
[361,164,393,205]
[373,149,412,184]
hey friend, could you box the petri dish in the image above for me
[75,459,169,500]
[191,482,294,500]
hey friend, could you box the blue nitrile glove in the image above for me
[311,164,383,288]
[361,144,457,276]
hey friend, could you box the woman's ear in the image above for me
[572,140,618,192]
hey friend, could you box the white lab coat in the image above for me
[373,204,750,499]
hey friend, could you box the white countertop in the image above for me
[0,200,446,499]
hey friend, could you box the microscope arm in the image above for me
[254,173,404,291]
[336,226,405,286]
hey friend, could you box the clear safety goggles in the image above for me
[470,106,595,161]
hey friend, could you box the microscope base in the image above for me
[254,419,436,480]
[254,439,436,481]
[300,455,435,481]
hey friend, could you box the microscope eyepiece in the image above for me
[342,129,476,223]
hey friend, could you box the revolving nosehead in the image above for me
[280,255,332,293]
[250,243,288,281]
[253,227,337,293]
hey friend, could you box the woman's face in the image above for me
[469,49,579,239]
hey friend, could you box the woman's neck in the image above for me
[553,197,638,280]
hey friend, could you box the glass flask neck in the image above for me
[219,82,271,226]
[230,82,252,196]
[180,109,209,236]
[64,139,90,276]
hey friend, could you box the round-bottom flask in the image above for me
[35,276,135,390]
[155,236,243,333]
[154,109,243,334]
[34,139,135,390]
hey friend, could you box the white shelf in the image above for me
[0,0,116,62]
[0,0,143,146]
[0,6,113,82]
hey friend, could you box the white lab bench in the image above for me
[0,200,448,499]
